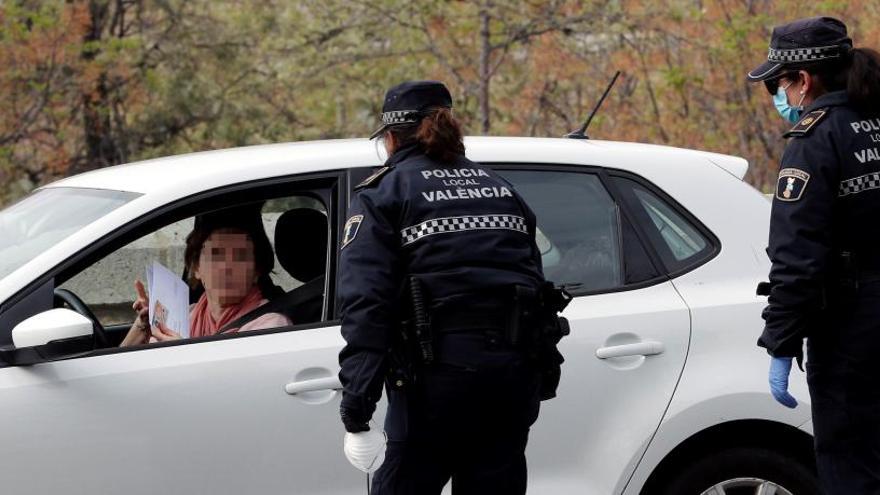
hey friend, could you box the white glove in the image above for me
[343,421,387,473]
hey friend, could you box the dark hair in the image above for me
[184,223,275,293]
[388,107,465,162]
[793,47,880,116]
[846,48,880,115]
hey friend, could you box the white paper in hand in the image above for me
[145,261,190,338]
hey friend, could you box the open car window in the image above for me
[57,193,331,346]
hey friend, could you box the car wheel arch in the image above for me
[639,419,815,494]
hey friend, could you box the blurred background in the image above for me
[1,0,877,206]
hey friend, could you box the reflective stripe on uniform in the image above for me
[840,172,880,197]
[401,214,528,246]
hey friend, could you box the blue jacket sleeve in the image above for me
[337,188,403,431]
[759,129,839,358]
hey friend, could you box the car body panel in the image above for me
[527,282,689,494]
[623,169,810,494]
[0,326,360,495]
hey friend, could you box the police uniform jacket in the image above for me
[760,90,880,358]
[337,143,545,430]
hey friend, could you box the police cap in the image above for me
[747,16,852,92]
[369,80,453,139]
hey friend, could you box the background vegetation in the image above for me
[1,0,878,204]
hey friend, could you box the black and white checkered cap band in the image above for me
[840,172,880,197]
[381,110,420,126]
[768,45,842,63]
[401,214,528,246]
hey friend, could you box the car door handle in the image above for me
[285,376,342,395]
[596,341,665,359]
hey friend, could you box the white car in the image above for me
[0,137,818,495]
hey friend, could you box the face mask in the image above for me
[773,81,805,124]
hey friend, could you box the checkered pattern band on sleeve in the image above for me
[401,214,528,246]
[381,110,420,125]
[840,172,880,197]
[768,45,842,63]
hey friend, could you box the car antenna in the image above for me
[564,70,621,140]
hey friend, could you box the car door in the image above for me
[496,167,711,494]
[0,175,367,495]
[0,325,359,495]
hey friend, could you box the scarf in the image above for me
[189,285,266,338]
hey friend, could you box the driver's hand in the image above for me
[120,280,150,347]
[133,279,149,323]
[151,320,182,342]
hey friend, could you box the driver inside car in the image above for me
[120,206,291,346]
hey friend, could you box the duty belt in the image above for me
[843,269,880,286]
[430,306,512,334]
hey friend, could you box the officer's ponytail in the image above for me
[415,107,465,162]
[389,107,465,163]
[847,47,880,116]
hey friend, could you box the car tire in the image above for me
[658,447,821,495]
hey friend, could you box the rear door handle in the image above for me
[596,341,665,359]
[285,376,342,395]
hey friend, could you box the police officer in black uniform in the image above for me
[337,81,568,494]
[748,17,880,494]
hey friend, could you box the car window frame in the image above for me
[604,170,721,279]
[489,163,674,297]
[0,170,347,361]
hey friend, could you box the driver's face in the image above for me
[194,229,257,306]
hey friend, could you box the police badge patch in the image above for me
[342,215,363,248]
[776,168,811,202]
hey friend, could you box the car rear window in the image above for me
[611,176,715,273]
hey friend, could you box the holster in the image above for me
[393,279,572,401]
[510,282,571,401]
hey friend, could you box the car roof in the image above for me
[45,137,748,197]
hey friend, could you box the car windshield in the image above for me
[0,187,139,280]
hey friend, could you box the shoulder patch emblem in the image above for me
[342,215,363,249]
[776,168,811,202]
[355,166,391,190]
[784,110,827,138]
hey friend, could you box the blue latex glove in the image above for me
[769,357,798,408]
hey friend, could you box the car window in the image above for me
[0,187,139,280]
[612,176,713,272]
[60,217,192,326]
[498,169,623,292]
[59,195,329,334]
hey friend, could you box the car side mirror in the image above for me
[0,309,96,366]
[13,308,93,348]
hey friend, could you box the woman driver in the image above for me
[121,206,291,346]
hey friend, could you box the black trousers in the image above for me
[372,332,541,495]
[807,283,880,495]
